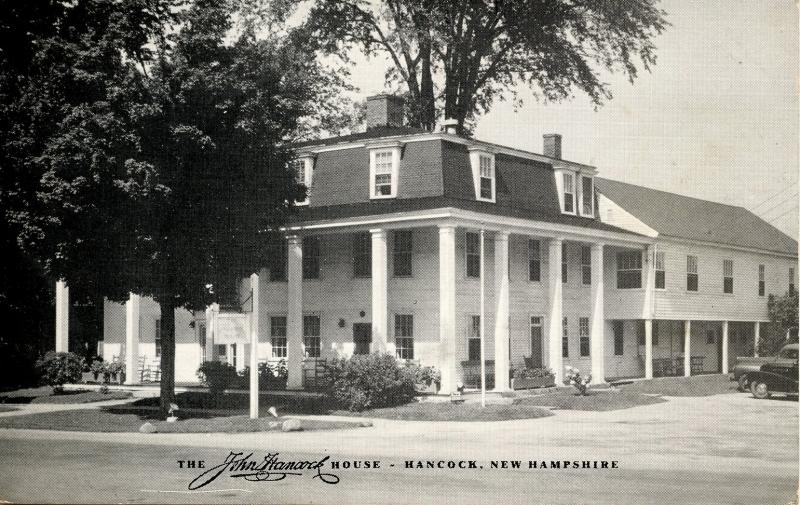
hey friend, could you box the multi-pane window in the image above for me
[581,246,591,285]
[579,317,590,357]
[302,236,320,279]
[758,264,765,297]
[393,230,413,277]
[616,251,642,289]
[790,268,796,295]
[303,315,321,358]
[528,239,541,282]
[723,259,733,294]
[394,314,414,360]
[562,243,568,283]
[353,232,371,278]
[563,173,575,213]
[562,317,569,358]
[269,239,287,282]
[468,315,481,361]
[155,319,162,358]
[687,255,699,292]
[479,155,494,200]
[655,251,666,289]
[616,321,625,356]
[270,316,287,358]
[293,159,309,204]
[581,176,593,215]
[373,150,393,196]
[466,232,481,278]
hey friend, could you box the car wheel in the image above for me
[750,380,771,399]
[737,375,748,392]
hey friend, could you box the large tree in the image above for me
[304,0,668,133]
[2,0,351,414]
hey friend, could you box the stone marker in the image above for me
[359,421,373,427]
[139,422,157,434]
[268,421,280,429]
[281,419,302,432]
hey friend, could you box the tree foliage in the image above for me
[1,0,352,414]
[303,0,668,133]
[757,291,799,357]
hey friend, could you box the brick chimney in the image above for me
[366,94,405,130]
[543,133,562,159]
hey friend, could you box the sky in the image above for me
[335,0,799,240]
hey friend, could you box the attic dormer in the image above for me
[545,134,596,218]
[468,145,496,203]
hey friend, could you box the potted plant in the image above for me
[412,365,441,394]
[90,360,106,382]
[107,361,125,384]
[512,366,555,390]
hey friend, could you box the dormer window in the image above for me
[469,146,496,202]
[563,172,576,213]
[580,175,594,217]
[368,142,402,199]
[374,151,393,196]
[293,154,315,206]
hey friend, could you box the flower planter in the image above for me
[415,382,441,394]
[512,376,555,390]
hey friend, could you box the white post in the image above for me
[548,238,564,385]
[370,229,388,353]
[684,320,691,377]
[55,280,69,353]
[438,225,458,393]
[754,321,760,357]
[644,319,654,379]
[204,305,216,363]
[249,273,260,419]
[493,231,510,392]
[479,229,486,408]
[721,320,729,374]
[590,243,605,385]
[124,293,140,385]
[286,235,304,390]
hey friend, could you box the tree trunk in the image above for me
[158,295,176,418]
[419,42,435,131]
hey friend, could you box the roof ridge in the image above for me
[596,177,747,212]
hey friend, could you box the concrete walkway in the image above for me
[0,397,136,418]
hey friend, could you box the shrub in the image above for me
[564,366,591,395]
[325,353,416,411]
[197,361,238,400]
[233,360,289,390]
[36,351,84,393]
[89,360,106,380]
[407,364,441,390]
[107,361,125,383]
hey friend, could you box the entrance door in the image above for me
[353,323,372,355]
[529,316,543,368]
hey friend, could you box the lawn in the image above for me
[0,407,361,433]
[0,387,131,404]
[516,390,666,411]
[335,402,554,421]
[616,374,738,397]
[0,406,17,413]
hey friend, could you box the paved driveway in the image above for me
[0,393,796,504]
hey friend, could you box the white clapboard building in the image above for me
[54,94,798,392]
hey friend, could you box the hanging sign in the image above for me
[214,313,250,344]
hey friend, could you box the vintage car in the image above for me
[733,343,798,391]
[747,347,799,399]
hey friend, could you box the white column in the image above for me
[684,320,691,377]
[754,322,760,357]
[371,229,388,353]
[721,320,729,374]
[249,273,260,418]
[590,243,605,385]
[493,231,510,392]
[548,238,564,385]
[55,280,69,353]
[124,293,140,385]
[643,245,656,319]
[286,235,304,389]
[644,319,654,379]
[438,225,458,393]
